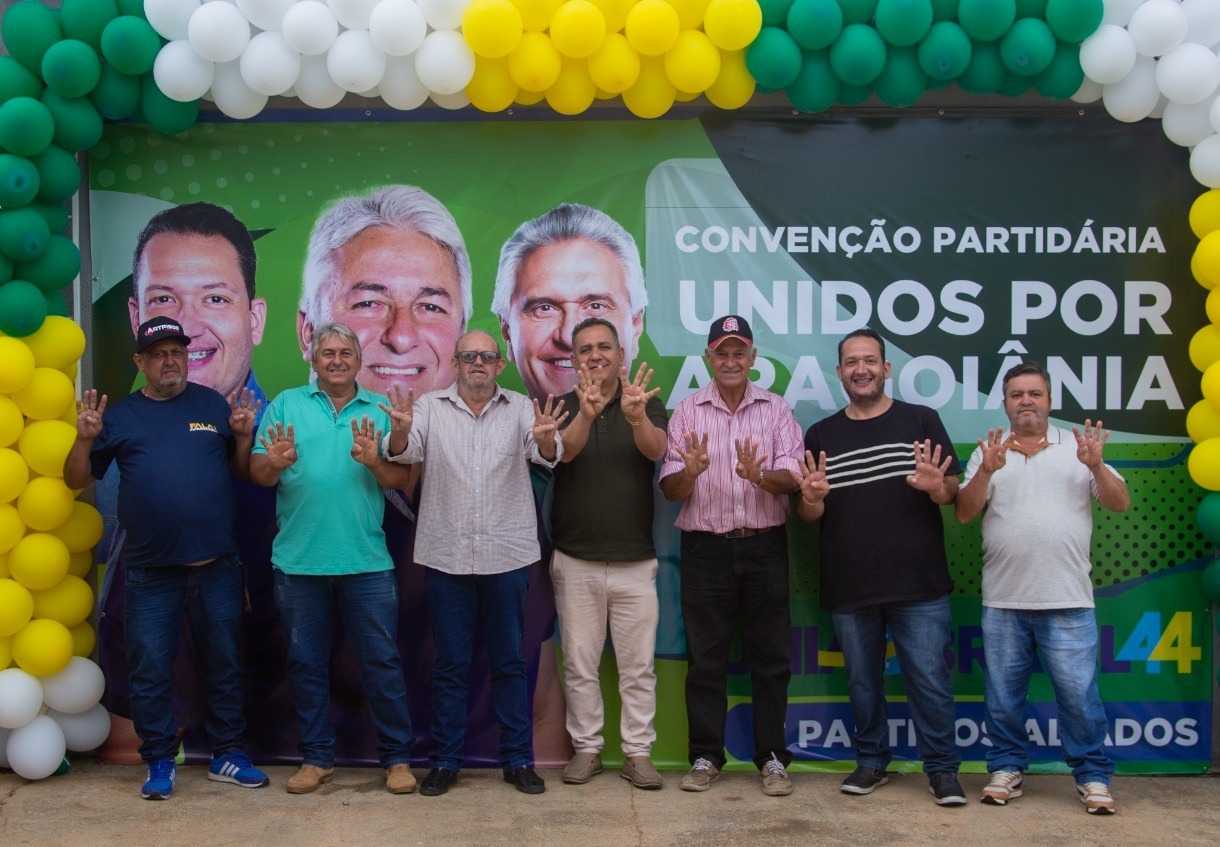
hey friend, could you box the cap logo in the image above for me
[722,317,739,333]
[145,322,179,336]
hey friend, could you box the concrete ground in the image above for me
[1,764,1217,847]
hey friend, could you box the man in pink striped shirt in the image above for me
[659,315,802,797]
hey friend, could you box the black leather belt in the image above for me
[706,526,776,539]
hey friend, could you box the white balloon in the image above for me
[1100,0,1142,28]
[416,0,471,30]
[1191,133,1220,187]
[153,40,216,102]
[1183,0,1220,48]
[369,0,428,56]
[357,85,382,97]
[380,53,429,108]
[430,89,471,109]
[39,657,104,716]
[188,2,253,63]
[327,29,388,92]
[1156,42,1220,104]
[210,60,270,118]
[241,31,302,95]
[0,727,9,768]
[1163,94,1219,147]
[1102,56,1161,122]
[1080,25,1137,85]
[6,715,65,780]
[47,704,110,752]
[414,30,474,95]
[1149,94,1168,119]
[295,53,347,107]
[236,0,298,30]
[282,1,339,54]
[327,0,379,29]
[1212,93,1220,133]
[1070,76,1103,104]
[0,668,43,730]
[146,0,203,40]
[1128,0,1189,58]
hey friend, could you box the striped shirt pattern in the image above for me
[823,441,919,490]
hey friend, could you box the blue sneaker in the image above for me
[141,758,176,800]
[208,751,270,788]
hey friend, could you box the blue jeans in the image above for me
[425,566,531,772]
[981,606,1114,785]
[274,569,414,769]
[832,596,960,774]
[125,555,246,763]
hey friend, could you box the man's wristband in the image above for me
[751,467,763,487]
[626,415,643,427]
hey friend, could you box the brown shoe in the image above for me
[286,764,334,794]
[621,756,663,790]
[386,764,417,794]
[562,752,603,785]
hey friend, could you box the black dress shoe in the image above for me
[420,767,457,796]
[503,766,545,794]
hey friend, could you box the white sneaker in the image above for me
[1077,781,1115,815]
[980,770,1023,805]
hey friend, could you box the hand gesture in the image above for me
[574,365,606,420]
[906,439,952,493]
[734,436,769,483]
[976,427,1010,474]
[228,388,261,438]
[678,431,710,478]
[259,422,297,471]
[797,450,830,505]
[350,415,383,468]
[378,385,415,435]
[1073,418,1110,468]
[620,362,660,425]
[76,389,107,440]
[532,395,568,446]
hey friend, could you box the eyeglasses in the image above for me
[457,351,501,364]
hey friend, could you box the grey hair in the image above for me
[309,321,361,361]
[491,204,647,322]
[301,185,473,326]
[454,329,501,356]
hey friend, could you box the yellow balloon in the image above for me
[588,32,640,92]
[52,501,103,553]
[666,0,710,29]
[0,336,35,394]
[622,55,676,118]
[12,617,73,676]
[664,29,720,93]
[0,396,23,448]
[0,448,29,504]
[69,620,94,658]
[515,87,546,104]
[1196,231,1220,289]
[0,577,34,636]
[67,550,92,579]
[551,0,607,58]
[625,0,681,56]
[17,476,75,531]
[31,574,93,627]
[0,634,11,669]
[0,550,8,579]
[508,31,563,91]
[1190,324,1220,372]
[1187,400,1220,443]
[1189,437,1220,490]
[594,85,617,99]
[674,86,700,101]
[9,532,70,590]
[1195,251,1214,291]
[1191,189,1220,239]
[509,0,563,31]
[588,0,633,31]
[546,57,597,114]
[1203,360,1220,408]
[11,367,75,421]
[703,0,762,51]
[18,419,76,478]
[0,504,23,553]
[20,317,86,371]
[705,47,755,108]
[467,55,520,111]
[1208,287,1220,326]
[463,0,524,58]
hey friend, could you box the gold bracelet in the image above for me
[626,415,643,427]
[801,496,819,507]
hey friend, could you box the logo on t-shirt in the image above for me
[189,422,219,433]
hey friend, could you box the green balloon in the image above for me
[837,81,873,104]
[115,0,145,15]
[0,97,55,157]
[61,0,120,52]
[929,0,957,20]
[837,0,878,25]
[30,201,69,235]
[830,23,887,85]
[787,0,843,51]
[746,28,805,90]
[0,279,47,336]
[786,50,841,112]
[958,0,1017,42]
[874,0,933,47]
[1000,17,1056,76]
[1,0,64,76]
[41,39,103,99]
[139,75,200,135]
[1045,0,1102,43]
[1196,492,1220,544]
[1014,0,1046,16]
[759,0,796,26]
[29,144,81,203]
[43,288,68,318]
[0,253,13,285]
[0,207,50,262]
[957,40,1006,92]
[90,64,141,120]
[1033,41,1083,98]
[917,21,972,80]
[0,57,43,106]
[101,17,162,76]
[0,154,40,207]
[16,234,79,293]
[874,46,927,106]
[996,71,1032,95]
[39,90,103,152]
[1202,559,1220,604]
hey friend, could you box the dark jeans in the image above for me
[679,528,792,771]
[125,554,246,763]
[425,566,532,772]
[273,569,414,769]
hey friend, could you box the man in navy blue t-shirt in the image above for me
[64,317,268,800]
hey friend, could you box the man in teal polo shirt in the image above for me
[250,321,419,796]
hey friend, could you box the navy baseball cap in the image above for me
[135,317,191,353]
[707,314,753,349]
